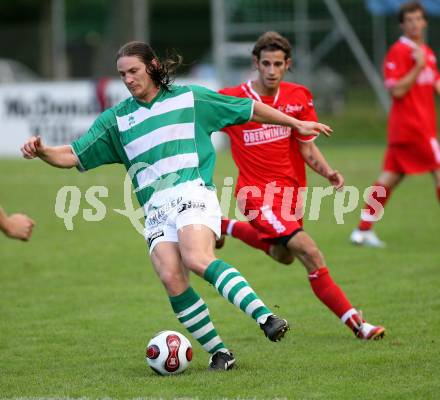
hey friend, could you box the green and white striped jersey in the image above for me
[71,84,253,210]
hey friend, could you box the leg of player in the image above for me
[219,218,294,264]
[178,224,289,343]
[350,171,404,247]
[268,244,295,265]
[286,231,386,340]
[151,242,234,370]
[432,168,440,202]
[218,218,270,253]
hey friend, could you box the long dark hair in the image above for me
[116,41,183,91]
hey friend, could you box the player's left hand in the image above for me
[296,121,332,137]
[328,170,344,190]
[21,136,46,159]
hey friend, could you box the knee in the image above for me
[152,254,187,294]
[181,251,215,276]
[157,268,187,292]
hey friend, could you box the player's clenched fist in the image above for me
[4,213,35,241]
[21,136,45,159]
[0,206,35,241]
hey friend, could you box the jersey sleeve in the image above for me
[190,85,254,133]
[71,109,122,171]
[383,46,408,89]
[218,88,230,96]
[294,89,318,143]
[219,125,232,136]
[432,51,440,83]
[217,87,240,135]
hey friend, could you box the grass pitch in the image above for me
[1,144,439,399]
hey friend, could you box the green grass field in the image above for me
[1,145,440,399]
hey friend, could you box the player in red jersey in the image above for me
[351,1,440,247]
[218,31,385,340]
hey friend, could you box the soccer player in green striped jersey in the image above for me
[21,41,332,370]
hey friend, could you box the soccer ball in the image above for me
[145,330,193,375]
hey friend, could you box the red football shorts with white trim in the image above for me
[237,192,304,242]
[383,137,440,174]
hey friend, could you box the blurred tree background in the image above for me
[1,0,439,80]
[0,0,211,78]
[1,0,439,146]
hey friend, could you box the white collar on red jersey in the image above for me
[399,36,423,49]
[241,80,280,106]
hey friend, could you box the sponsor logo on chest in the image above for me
[243,124,291,146]
[417,66,436,85]
[277,104,304,114]
[128,114,136,127]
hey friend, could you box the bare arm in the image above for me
[435,79,440,96]
[21,136,78,168]
[389,47,425,99]
[252,101,332,137]
[0,206,35,241]
[299,141,344,190]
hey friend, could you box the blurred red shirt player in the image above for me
[218,31,385,340]
[351,1,440,247]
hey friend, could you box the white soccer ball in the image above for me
[145,330,193,375]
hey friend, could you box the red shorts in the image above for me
[383,138,440,174]
[237,189,304,243]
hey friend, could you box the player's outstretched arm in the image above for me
[299,141,344,190]
[251,101,332,137]
[21,136,78,169]
[0,206,35,241]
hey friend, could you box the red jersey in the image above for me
[219,81,317,195]
[384,36,440,144]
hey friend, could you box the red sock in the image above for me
[308,267,354,319]
[222,219,270,254]
[221,218,230,235]
[358,182,391,231]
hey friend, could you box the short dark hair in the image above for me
[252,31,292,60]
[116,41,182,91]
[398,1,427,23]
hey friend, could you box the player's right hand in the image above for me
[412,46,426,68]
[296,121,333,137]
[4,213,35,241]
[21,136,45,159]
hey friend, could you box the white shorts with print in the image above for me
[144,184,221,253]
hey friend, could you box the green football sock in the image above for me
[204,259,272,324]
[169,286,227,354]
